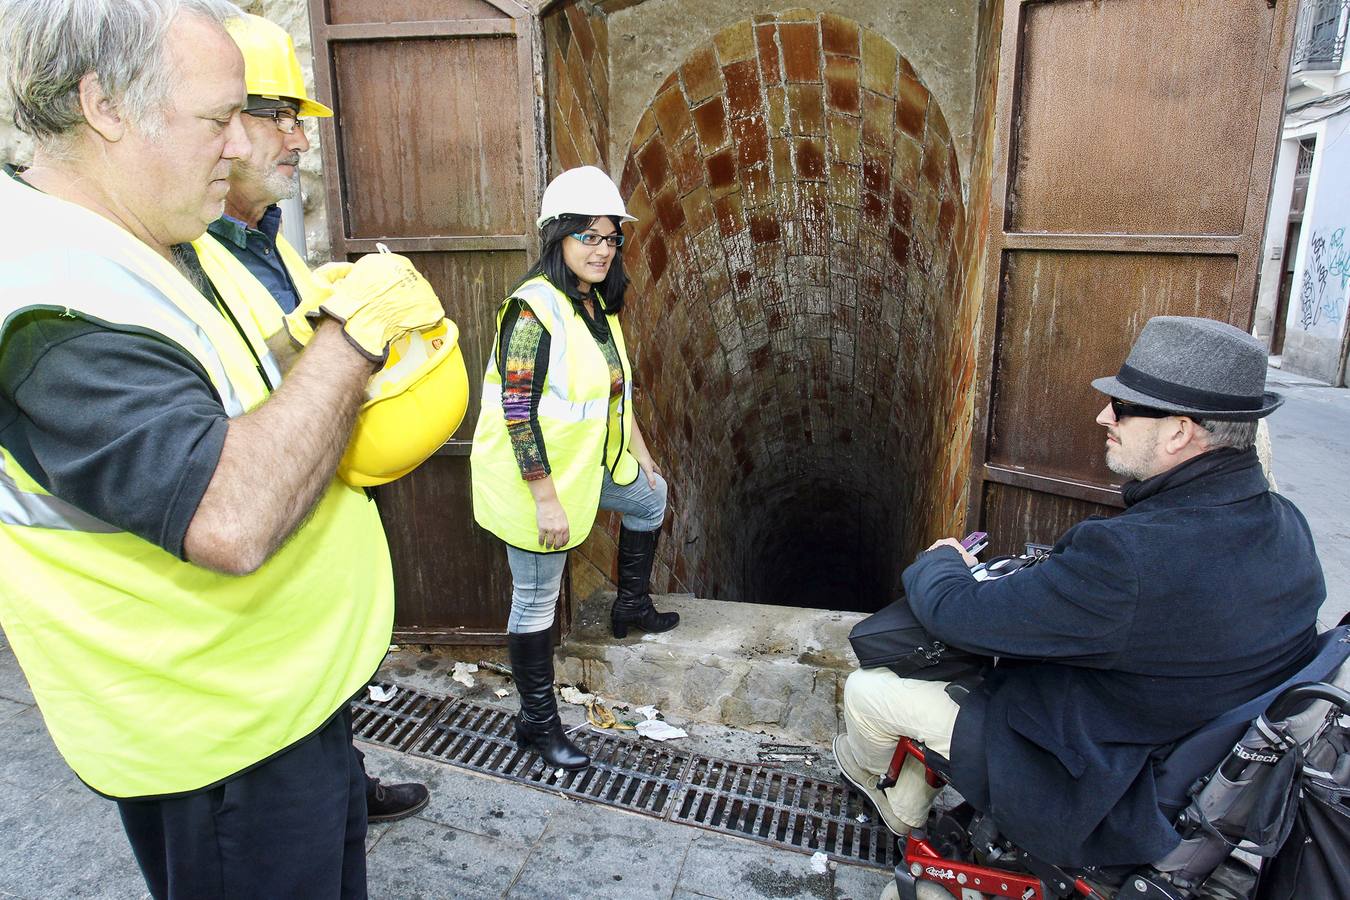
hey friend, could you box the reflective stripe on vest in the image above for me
[0,172,394,798]
[507,279,631,437]
[470,276,639,552]
[0,447,119,532]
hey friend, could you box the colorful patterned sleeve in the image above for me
[498,300,551,481]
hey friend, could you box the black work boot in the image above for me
[610,526,680,638]
[365,776,430,823]
[507,629,590,770]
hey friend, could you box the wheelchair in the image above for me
[875,624,1350,900]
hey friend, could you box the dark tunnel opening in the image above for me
[612,13,975,613]
[740,480,900,612]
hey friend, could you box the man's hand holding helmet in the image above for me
[283,252,443,360]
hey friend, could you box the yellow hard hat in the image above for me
[225,14,333,119]
[338,317,470,487]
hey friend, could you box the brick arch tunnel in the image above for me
[615,13,972,612]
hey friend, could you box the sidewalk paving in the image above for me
[0,627,892,900]
[1265,366,1350,628]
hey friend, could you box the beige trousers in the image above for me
[841,667,961,828]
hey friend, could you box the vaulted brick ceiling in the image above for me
[617,13,968,610]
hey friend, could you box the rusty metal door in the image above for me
[968,0,1296,553]
[308,0,545,642]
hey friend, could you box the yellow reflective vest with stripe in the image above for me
[471,275,639,551]
[192,228,316,342]
[0,172,394,799]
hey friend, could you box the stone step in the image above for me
[556,593,866,744]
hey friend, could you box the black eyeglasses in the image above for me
[1110,397,1173,420]
[570,232,624,248]
[243,107,305,134]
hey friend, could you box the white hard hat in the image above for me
[537,166,637,229]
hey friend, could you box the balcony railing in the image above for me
[1292,0,1349,73]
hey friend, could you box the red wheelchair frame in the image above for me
[881,737,1108,900]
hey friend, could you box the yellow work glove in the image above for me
[281,261,352,347]
[315,253,443,361]
[285,254,443,360]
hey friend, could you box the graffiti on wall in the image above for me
[1298,227,1349,332]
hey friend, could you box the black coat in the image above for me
[902,448,1324,867]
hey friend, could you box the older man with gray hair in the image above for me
[0,1,443,896]
[835,316,1326,879]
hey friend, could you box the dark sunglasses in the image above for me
[1110,397,1173,420]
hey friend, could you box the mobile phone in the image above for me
[960,531,989,556]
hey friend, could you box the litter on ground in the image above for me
[476,659,513,676]
[635,719,687,741]
[451,661,478,687]
[757,743,819,764]
[585,699,635,731]
[367,684,397,703]
[559,685,596,705]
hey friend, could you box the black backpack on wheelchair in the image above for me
[885,625,1350,900]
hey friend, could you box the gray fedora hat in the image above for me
[1091,316,1282,420]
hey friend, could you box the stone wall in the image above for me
[605,0,977,183]
[921,0,1000,541]
[544,3,612,173]
[545,2,994,612]
[553,7,993,612]
[0,0,332,265]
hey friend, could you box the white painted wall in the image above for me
[1253,138,1300,347]
[1282,108,1350,385]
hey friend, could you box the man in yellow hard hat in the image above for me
[193,13,431,823]
[198,13,326,325]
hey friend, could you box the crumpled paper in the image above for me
[559,685,596,705]
[451,661,478,687]
[635,719,687,741]
[367,685,397,703]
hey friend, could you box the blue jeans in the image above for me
[506,468,666,634]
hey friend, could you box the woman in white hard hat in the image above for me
[471,166,678,770]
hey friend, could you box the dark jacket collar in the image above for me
[1121,447,1268,509]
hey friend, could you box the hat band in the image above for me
[1116,363,1263,412]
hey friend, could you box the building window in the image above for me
[1292,0,1349,73]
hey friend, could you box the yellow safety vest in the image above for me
[0,172,394,799]
[193,228,317,341]
[471,275,639,552]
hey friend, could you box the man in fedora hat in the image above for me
[834,316,1325,869]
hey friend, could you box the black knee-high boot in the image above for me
[610,526,680,638]
[507,629,590,770]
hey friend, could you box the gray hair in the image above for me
[1193,417,1259,451]
[0,0,241,145]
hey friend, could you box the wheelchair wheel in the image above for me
[879,878,979,900]
[1197,856,1259,900]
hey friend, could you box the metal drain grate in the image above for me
[356,686,897,869]
[671,756,899,867]
[410,698,693,818]
[350,682,447,750]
